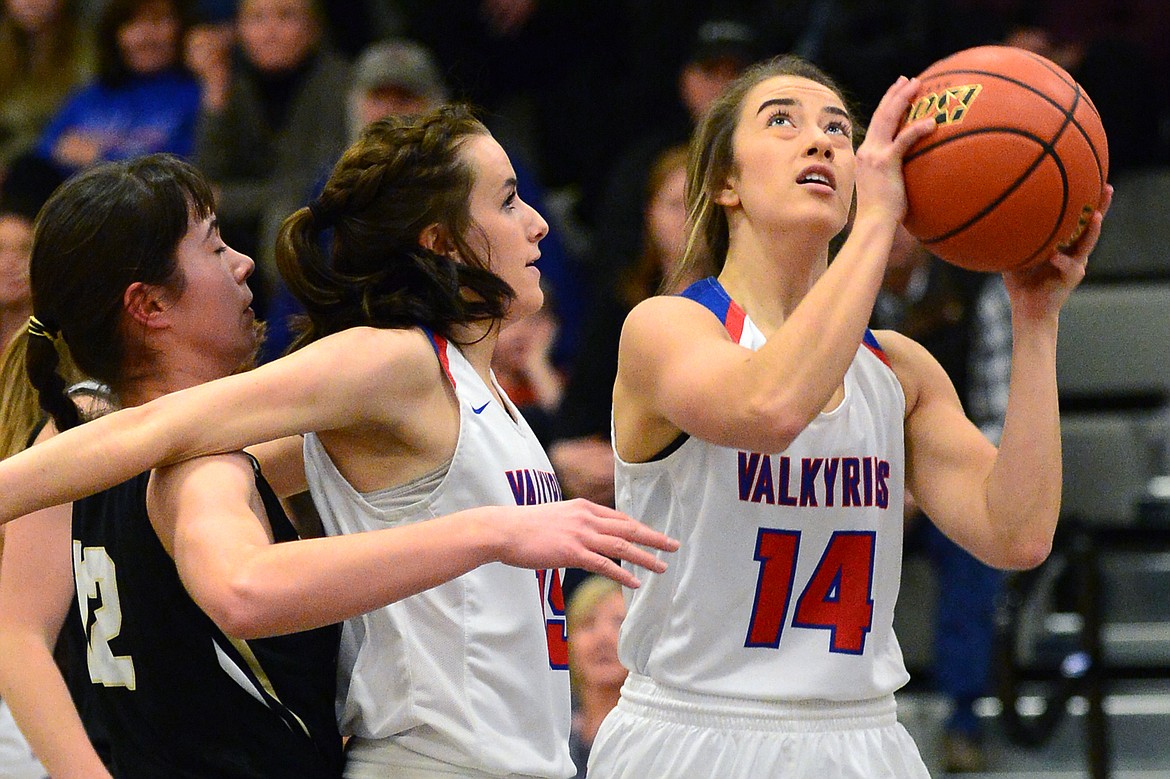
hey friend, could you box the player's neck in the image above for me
[718,250,825,336]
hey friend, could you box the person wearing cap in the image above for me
[256,36,448,364]
[580,17,762,289]
[348,38,448,136]
[258,36,584,373]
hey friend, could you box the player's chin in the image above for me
[232,320,268,374]
[512,287,546,320]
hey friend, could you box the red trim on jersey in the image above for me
[861,332,893,369]
[725,300,747,343]
[433,333,457,388]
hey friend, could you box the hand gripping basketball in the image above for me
[900,45,1109,273]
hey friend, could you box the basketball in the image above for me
[901,45,1109,273]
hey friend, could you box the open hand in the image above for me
[494,498,678,588]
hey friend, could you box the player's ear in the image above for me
[418,223,458,260]
[714,176,740,208]
[123,281,171,329]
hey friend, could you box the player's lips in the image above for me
[796,164,836,191]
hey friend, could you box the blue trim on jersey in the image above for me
[862,329,894,370]
[421,326,441,355]
[863,329,886,355]
[679,277,733,323]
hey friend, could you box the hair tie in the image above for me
[307,198,332,228]
[27,315,60,343]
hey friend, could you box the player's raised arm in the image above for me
[902,187,1111,569]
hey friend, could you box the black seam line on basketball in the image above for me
[913,68,1105,179]
[912,71,1083,254]
[911,127,1070,249]
[1017,50,1076,91]
[995,58,1105,181]
[1017,49,1104,124]
[1017,145,1073,268]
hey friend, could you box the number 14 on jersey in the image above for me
[745,528,876,654]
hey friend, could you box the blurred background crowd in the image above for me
[1,0,1168,776]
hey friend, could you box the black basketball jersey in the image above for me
[70,455,343,778]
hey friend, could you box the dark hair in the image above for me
[96,0,189,87]
[25,153,214,431]
[0,153,67,222]
[670,54,862,288]
[275,103,514,349]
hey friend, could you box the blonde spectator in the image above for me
[0,0,94,166]
[566,576,627,779]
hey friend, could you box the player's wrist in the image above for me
[463,506,511,565]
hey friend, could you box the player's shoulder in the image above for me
[868,328,954,400]
[312,325,435,359]
[299,326,442,393]
[867,328,929,365]
[624,292,736,343]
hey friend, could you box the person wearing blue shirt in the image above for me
[38,0,198,172]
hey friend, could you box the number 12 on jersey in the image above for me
[745,528,876,654]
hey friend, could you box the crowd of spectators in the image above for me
[2,0,1166,353]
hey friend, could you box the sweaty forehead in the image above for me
[744,75,846,115]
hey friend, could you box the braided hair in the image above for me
[275,103,515,350]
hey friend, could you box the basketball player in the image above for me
[0,108,679,778]
[0,146,676,777]
[586,55,1111,778]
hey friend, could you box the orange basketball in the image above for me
[901,45,1109,272]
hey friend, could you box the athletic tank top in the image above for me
[303,329,574,778]
[71,455,343,778]
[614,277,911,702]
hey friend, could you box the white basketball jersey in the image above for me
[615,277,911,702]
[304,329,573,778]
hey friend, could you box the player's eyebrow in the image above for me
[756,97,851,122]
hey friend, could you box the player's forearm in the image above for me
[0,402,178,524]
[0,633,112,778]
[190,510,499,639]
[736,214,896,450]
[984,319,1062,569]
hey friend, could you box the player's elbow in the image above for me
[986,530,1054,571]
[1005,536,1054,571]
[200,576,278,640]
[737,394,811,453]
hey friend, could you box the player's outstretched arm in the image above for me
[151,453,678,639]
[0,327,444,525]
